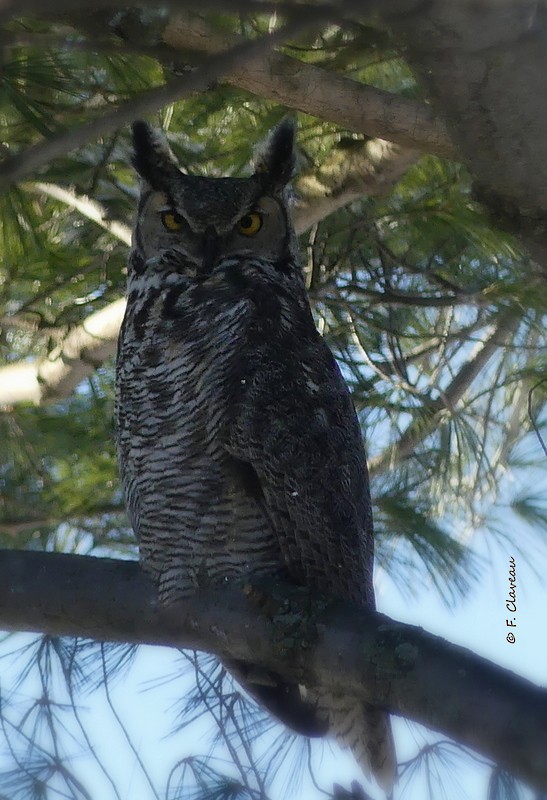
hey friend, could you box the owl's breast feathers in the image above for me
[117,256,374,609]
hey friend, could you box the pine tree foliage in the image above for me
[0,6,545,800]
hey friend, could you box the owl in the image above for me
[115,118,396,792]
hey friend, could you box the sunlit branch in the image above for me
[25,183,132,245]
[296,140,419,232]
[0,300,126,406]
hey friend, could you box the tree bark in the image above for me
[159,11,453,158]
[382,0,547,270]
[0,549,546,791]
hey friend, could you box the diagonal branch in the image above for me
[160,12,454,158]
[26,182,132,245]
[0,16,317,190]
[296,138,419,232]
[368,310,519,476]
[0,549,545,792]
[0,299,126,406]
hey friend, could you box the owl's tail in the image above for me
[315,691,397,796]
[226,660,397,794]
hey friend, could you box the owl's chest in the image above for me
[116,286,251,452]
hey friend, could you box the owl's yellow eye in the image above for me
[237,212,262,236]
[161,211,184,231]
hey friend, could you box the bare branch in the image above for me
[296,139,419,232]
[369,310,519,476]
[0,299,126,406]
[25,183,132,245]
[0,549,545,792]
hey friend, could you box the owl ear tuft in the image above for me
[253,118,297,187]
[131,121,181,189]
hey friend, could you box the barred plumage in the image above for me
[115,119,396,792]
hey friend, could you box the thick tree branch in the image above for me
[0,549,545,791]
[160,11,454,158]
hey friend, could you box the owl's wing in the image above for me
[225,330,398,790]
[226,329,375,609]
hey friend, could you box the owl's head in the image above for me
[130,119,299,278]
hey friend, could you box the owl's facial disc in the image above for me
[135,185,290,278]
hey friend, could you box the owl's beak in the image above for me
[201,227,221,275]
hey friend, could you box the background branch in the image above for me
[0,138,413,409]
[296,139,419,232]
[368,310,519,476]
[26,183,132,245]
[0,299,126,405]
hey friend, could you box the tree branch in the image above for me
[160,11,454,158]
[0,16,315,190]
[0,299,126,406]
[296,139,419,232]
[0,549,545,791]
[26,182,132,245]
[368,310,519,476]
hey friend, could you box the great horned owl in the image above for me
[115,119,396,792]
